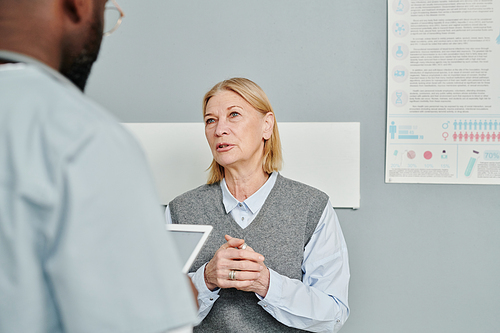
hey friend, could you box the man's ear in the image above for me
[263,112,275,140]
[62,0,91,25]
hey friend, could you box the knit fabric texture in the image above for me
[169,174,329,332]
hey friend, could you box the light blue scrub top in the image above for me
[0,51,196,333]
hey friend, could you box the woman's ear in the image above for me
[262,112,275,140]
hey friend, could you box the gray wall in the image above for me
[87,1,500,332]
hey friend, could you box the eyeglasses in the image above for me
[103,0,125,36]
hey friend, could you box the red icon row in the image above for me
[451,132,499,142]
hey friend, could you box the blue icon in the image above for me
[396,45,404,58]
[390,121,397,139]
[464,150,479,177]
[396,0,404,12]
[394,70,405,78]
[395,92,403,104]
[395,23,406,36]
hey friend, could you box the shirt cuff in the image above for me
[191,263,220,299]
[190,263,220,324]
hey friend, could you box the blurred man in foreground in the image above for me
[0,0,196,331]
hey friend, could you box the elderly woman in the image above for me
[166,78,349,332]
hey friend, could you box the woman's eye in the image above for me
[206,118,215,124]
[230,112,240,117]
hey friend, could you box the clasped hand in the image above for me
[204,235,270,297]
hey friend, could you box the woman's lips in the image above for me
[216,143,234,152]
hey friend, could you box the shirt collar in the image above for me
[221,171,278,214]
[0,50,81,92]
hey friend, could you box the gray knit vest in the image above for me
[169,174,329,332]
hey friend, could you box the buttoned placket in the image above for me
[231,201,252,229]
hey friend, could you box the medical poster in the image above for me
[386,0,500,184]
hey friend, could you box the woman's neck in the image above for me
[224,168,270,202]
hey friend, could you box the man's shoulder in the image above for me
[0,63,143,188]
[1,64,134,155]
[2,64,112,118]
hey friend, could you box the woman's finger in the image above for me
[226,270,261,282]
[225,235,245,248]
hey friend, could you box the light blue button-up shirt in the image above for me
[166,172,350,332]
[0,51,196,333]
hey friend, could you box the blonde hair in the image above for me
[203,78,283,184]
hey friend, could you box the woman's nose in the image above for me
[215,119,229,136]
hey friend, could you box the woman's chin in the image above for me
[216,160,233,169]
[215,157,240,170]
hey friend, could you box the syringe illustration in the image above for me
[464,150,479,177]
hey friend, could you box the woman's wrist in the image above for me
[204,263,218,291]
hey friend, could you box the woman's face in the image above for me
[204,90,274,172]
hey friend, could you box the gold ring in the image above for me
[229,270,236,280]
